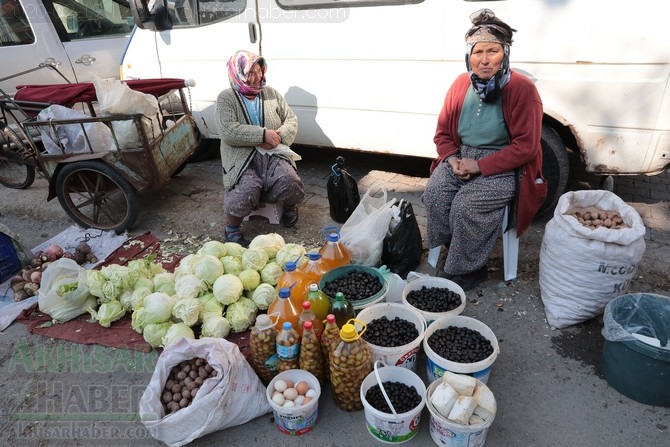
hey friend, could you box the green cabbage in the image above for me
[260,261,283,286]
[143,321,173,348]
[131,307,149,333]
[213,274,244,305]
[249,233,285,259]
[101,264,139,290]
[220,256,243,276]
[200,315,232,338]
[101,280,121,302]
[143,292,177,324]
[193,254,224,284]
[251,283,277,310]
[198,292,223,323]
[127,256,163,279]
[133,276,154,292]
[171,297,202,326]
[175,274,208,300]
[162,322,195,347]
[197,240,227,258]
[275,244,307,269]
[130,286,152,310]
[119,289,134,311]
[223,242,247,258]
[86,269,105,299]
[153,272,176,295]
[238,269,261,291]
[175,253,197,276]
[225,297,257,333]
[241,248,269,271]
[88,299,126,328]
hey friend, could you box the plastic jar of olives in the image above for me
[249,313,279,385]
[329,319,372,411]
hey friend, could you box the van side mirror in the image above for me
[130,0,172,31]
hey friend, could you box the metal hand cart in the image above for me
[0,66,200,233]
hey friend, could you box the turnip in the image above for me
[30,270,42,284]
[44,244,64,262]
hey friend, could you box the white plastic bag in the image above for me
[139,337,270,447]
[38,258,97,323]
[93,77,162,148]
[539,190,646,329]
[37,104,114,154]
[340,181,395,266]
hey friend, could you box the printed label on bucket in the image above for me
[429,417,488,447]
[387,346,419,369]
[367,413,421,443]
[426,358,492,384]
[273,407,318,436]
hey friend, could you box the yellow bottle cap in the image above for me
[340,323,357,341]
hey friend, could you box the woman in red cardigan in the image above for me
[424,9,547,291]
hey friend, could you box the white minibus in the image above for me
[121,0,670,211]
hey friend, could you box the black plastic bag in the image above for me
[327,156,360,223]
[381,200,423,278]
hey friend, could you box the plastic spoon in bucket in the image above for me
[373,360,399,418]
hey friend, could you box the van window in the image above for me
[53,0,133,40]
[164,0,246,27]
[0,0,35,46]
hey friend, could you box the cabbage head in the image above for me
[153,272,176,295]
[201,315,231,339]
[101,264,138,290]
[127,256,163,280]
[119,289,134,311]
[220,256,243,276]
[174,274,208,300]
[238,269,261,291]
[134,276,154,292]
[260,261,282,286]
[130,286,152,310]
[193,254,224,284]
[143,321,172,348]
[86,269,105,299]
[223,242,247,258]
[225,297,257,333]
[143,292,177,324]
[172,297,202,326]
[198,292,223,323]
[241,248,269,271]
[175,253,198,276]
[251,283,277,310]
[213,274,243,305]
[162,322,195,347]
[131,307,149,333]
[249,233,285,259]
[88,299,126,328]
[101,280,121,302]
[275,243,307,269]
[197,240,227,258]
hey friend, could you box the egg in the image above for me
[273,379,287,393]
[283,387,298,401]
[302,396,313,404]
[271,391,285,405]
[294,395,305,406]
[305,388,318,398]
[284,380,294,389]
[295,381,309,395]
[283,400,296,408]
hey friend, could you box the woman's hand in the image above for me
[451,157,480,180]
[260,129,282,149]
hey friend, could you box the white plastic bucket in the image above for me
[423,315,500,384]
[356,302,426,371]
[266,369,321,435]
[402,277,466,326]
[360,362,427,444]
[425,377,496,447]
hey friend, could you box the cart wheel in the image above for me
[55,160,138,233]
[0,151,35,189]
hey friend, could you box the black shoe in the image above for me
[225,232,249,248]
[452,266,487,291]
[435,269,456,280]
[281,205,299,228]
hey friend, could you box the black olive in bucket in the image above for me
[427,326,494,363]
[365,381,421,414]
[362,316,419,347]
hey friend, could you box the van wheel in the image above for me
[537,125,569,216]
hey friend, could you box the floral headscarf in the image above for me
[227,50,267,97]
[464,9,516,102]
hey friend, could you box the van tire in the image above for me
[537,125,569,216]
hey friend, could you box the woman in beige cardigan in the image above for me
[216,50,305,246]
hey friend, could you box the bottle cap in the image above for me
[255,314,272,329]
[284,260,297,271]
[340,323,357,341]
[282,321,292,330]
[335,292,345,301]
[306,252,322,261]
[309,283,318,292]
[326,232,339,242]
[326,314,336,323]
[278,287,291,298]
[303,321,313,330]
[302,301,311,310]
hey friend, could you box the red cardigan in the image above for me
[431,71,547,236]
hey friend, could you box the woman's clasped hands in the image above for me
[448,156,481,181]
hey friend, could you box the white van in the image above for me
[0,0,133,92]
[121,0,670,210]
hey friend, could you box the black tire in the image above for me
[0,151,35,189]
[55,160,138,233]
[537,125,569,216]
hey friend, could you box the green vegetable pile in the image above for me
[84,233,310,349]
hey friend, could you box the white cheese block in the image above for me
[448,395,477,425]
[472,384,496,420]
[431,382,459,419]
[442,371,477,397]
[468,413,486,425]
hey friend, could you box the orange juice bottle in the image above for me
[300,252,329,287]
[276,257,310,307]
[267,286,300,330]
[319,226,351,270]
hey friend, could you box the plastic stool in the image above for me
[243,202,283,225]
[428,205,519,281]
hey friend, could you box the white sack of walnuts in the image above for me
[139,337,270,447]
[539,190,646,329]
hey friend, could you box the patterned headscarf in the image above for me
[227,50,267,97]
[464,9,516,102]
